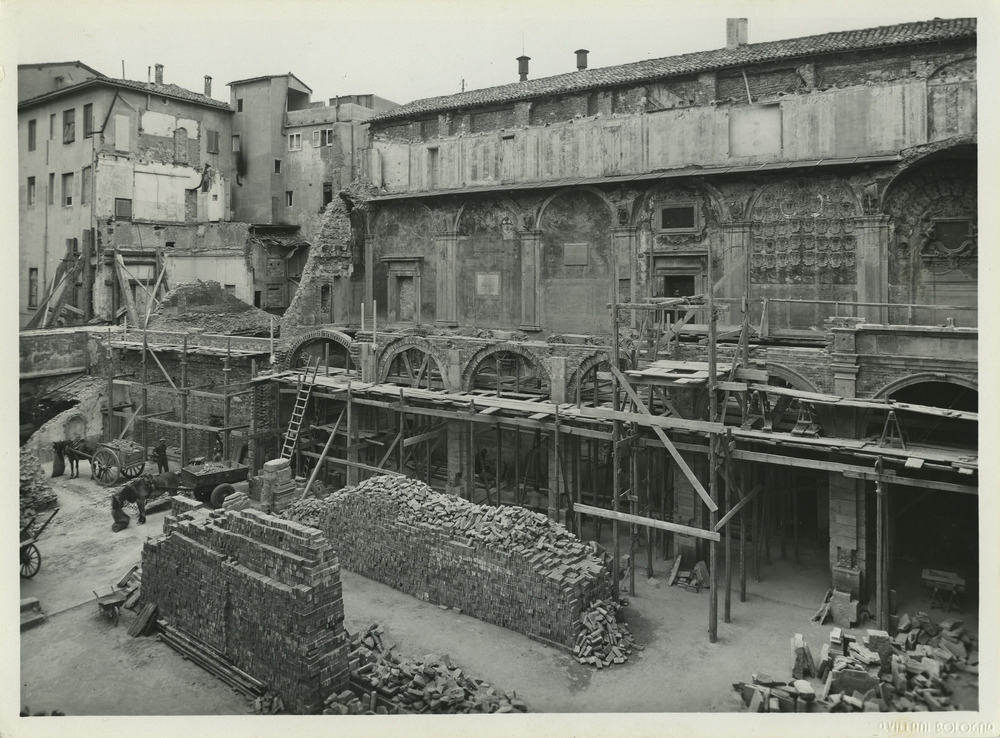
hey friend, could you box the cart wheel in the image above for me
[111,606,120,627]
[20,544,41,578]
[93,448,121,486]
[210,483,237,509]
[121,462,146,480]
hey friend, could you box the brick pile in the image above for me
[572,599,639,668]
[734,615,978,713]
[141,504,350,714]
[20,452,57,515]
[332,623,527,714]
[281,475,612,648]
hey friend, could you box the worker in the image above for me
[110,481,148,532]
[154,437,169,473]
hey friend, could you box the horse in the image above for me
[62,437,101,479]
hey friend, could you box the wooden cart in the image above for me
[178,460,249,508]
[92,440,147,487]
[19,507,59,579]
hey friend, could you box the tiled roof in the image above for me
[370,17,976,124]
[18,75,232,111]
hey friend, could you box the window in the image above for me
[66,238,79,255]
[288,133,302,151]
[28,268,39,308]
[312,128,334,147]
[274,159,282,174]
[49,113,56,140]
[236,98,244,112]
[322,182,333,206]
[320,284,331,312]
[285,191,293,207]
[656,202,702,235]
[115,198,133,220]
[206,130,219,154]
[224,284,236,294]
[28,119,36,151]
[83,103,94,137]
[62,172,74,206]
[81,166,91,205]
[231,134,241,152]
[63,109,75,144]
[27,177,36,206]
[48,173,54,204]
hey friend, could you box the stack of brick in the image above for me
[260,458,298,513]
[141,505,349,714]
[572,598,638,668]
[20,452,57,515]
[281,475,612,649]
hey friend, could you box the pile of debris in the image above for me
[336,624,527,715]
[666,555,710,592]
[147,281,279,336]
[281,496,326,527]
[735,614,977,713]
[20,452,57,515]
[572,598,640,668]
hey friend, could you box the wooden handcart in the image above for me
[19,507,59,578]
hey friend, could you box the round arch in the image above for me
[370,199,436,235]
[872,372,978,401]
[377,336,451,391]
[535,185,616,228]
[879,144,977,213]
[746,175,863,222]
[630,179,730,227]
[283,328,355,371]
[454,195,522,235]
[863,374,977,448]
[461,343,550,396]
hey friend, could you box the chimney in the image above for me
[154,63,164,84]
[575,49,589,71]
[726,18,748,49]
[517,55,531,82]
[204,75,213,97]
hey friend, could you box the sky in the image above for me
[1,0,989,109]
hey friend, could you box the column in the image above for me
[853,215,890,324]
[434,232,459,327]
[519,230,542,331]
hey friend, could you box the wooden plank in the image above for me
[610,364,718,512]
[574,502,720,542]
[716,381,749,392]
[401,424,448,447]
[300,451,405,477]
[715,484,762,531]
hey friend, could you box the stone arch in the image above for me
[370,199,435,235]
[864,373,977,447]
[461,342,550,394]
[536,185,616,227]
[746,175,863,222]
[764,362,822,394]
[283,328,355,370]
[455,195,521,236]
[376,336,452,391]
[632,178,730,228]
[872,372,977,400]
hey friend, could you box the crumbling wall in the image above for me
[281,192,358,334]
[141,505,349,714]
[284,475,612,649]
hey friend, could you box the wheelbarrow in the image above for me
[93,586,127,626]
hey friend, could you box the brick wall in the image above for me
[529,95,588,125]
[20,328,90,376]
[294,475,612,649]
[470,107,515,133]
[142,505,350,713]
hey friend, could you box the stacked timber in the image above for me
[333,624,527,715]
[20,452,57,515]
[735,616,977,713]
[572,598,639,668]
[281,475,612,649]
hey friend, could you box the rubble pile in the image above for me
[148,281,279,336]
[572,598,640,668]
[281,475,612,648]
[735,614,978,713]
[329,624,527,715]
[20,452,57,515]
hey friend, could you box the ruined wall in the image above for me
[142,505,349,713]
[20,328,91,377]
[300,475,612,648]
[456,199,522,329]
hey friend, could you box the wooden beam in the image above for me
[610,364,718,512]
[402,424,448,447]
[715,484,762,531]
[574,502,720,542]
[300,450,404,478]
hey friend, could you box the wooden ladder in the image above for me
[280,358,320,460]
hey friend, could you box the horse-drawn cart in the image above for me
[20,507,59,578]
[179,460,249,508]
[92,440,147,487]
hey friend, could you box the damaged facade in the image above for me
[17,63,254,327]
[227,74,396,314]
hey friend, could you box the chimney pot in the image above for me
[575,49,589,71]
[154,63,164,84]
[726,18,748,49]
[517,55,531,82]
[204,75,213,97]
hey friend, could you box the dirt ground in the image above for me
[15,462,981,726]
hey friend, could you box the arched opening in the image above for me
[288,334,353,373]
[381,346,446,391]
[467,350,549,398]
